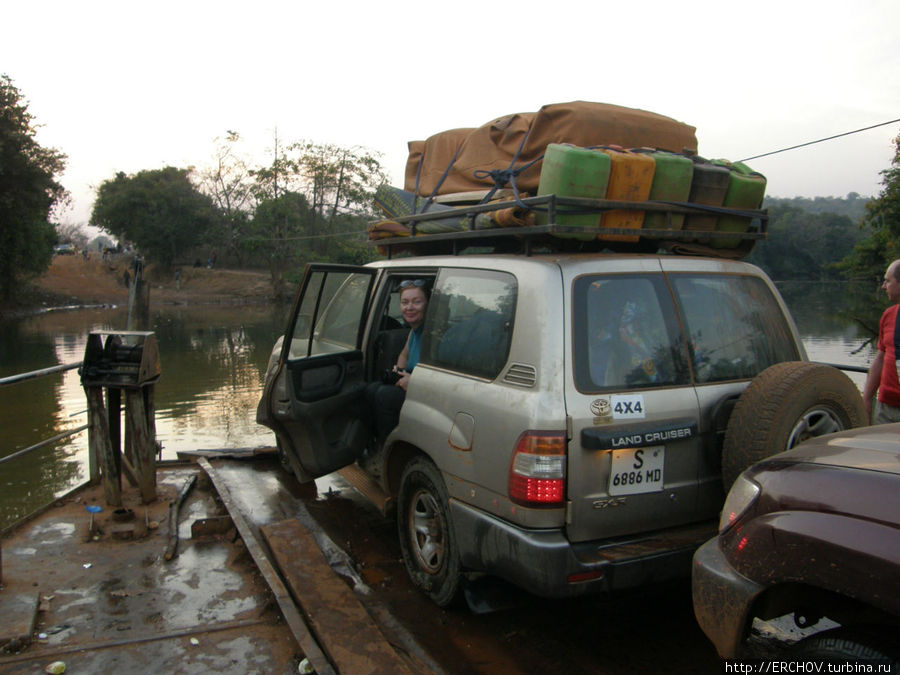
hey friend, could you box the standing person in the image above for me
[863,259,900,424]
[367,279,429,444]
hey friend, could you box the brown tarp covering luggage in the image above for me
[405,101,698,197]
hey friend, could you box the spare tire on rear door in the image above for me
[722,361,867,489]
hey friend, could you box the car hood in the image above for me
[771,422,900,475]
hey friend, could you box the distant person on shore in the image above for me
[863,259,900,424]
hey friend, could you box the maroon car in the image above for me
[692,423,900,662]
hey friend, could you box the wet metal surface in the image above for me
[2,455,751,673]
[0,464,299,674]
[210,457,725,674]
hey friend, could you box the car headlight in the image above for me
[719,474,761,533]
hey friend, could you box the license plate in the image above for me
[608,446,664,496]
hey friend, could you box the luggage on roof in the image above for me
[376,102,765,259]
[405,101,698,197]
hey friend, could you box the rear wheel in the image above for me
[722,362,866,489]
[397,458,461,606]
[791,627,899,664]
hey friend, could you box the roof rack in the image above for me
[368,194,768,259]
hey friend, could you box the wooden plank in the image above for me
[262,518,414,675]
[176,447,277,460]
[197,458,335,675]
[85,386,121,506]
[125,388,156,503]
[338,464,392,514]
[191,515,234,538]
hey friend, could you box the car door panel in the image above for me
[260,264,377,479]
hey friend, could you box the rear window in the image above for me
[573,274,689,391]
[670,274,800,383]
[573,272,800,391]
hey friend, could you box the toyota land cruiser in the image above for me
[257,240,866,606]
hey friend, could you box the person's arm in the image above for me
[862,349,884,418]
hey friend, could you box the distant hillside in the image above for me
[764,193,870,222]
[747,194,871,280]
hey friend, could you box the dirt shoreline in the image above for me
[2,254,276,317]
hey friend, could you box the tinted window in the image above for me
[671,274,799,383]
[573,275,689,391]
[422,269,516,379]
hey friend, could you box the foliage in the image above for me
[197,131,254,266]
[292,141,388,233]
[746,203,866,280]
[56,221,89,249]
[0,74,68,300]
[245,136,386,278]
[248,190,313,297]
[91,166,220,268]
[764,193,869,221]
[838,133,900,281]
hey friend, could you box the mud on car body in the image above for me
[258,253,866,606]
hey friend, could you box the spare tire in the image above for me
[722,362,867,489]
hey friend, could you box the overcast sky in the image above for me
[4,0,899,227]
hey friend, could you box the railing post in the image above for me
[80,331,160,507]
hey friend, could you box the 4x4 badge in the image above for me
[591,394,647,424]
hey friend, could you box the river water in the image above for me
[0,281,883,530]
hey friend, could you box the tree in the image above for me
[839,132,900,281]
[747,203,864,280]
[0,74,68,301]
[245,136,385,283]
[198,131,254,266]
[248,191,313,300]
[91,166,220,267]
[56,221,89,250]
[292,142,388,254]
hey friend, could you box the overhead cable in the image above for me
[740,118,900,162]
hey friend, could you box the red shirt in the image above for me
[877,304,900,407]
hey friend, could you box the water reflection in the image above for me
[776,281,881,390]
[0,303,288,529]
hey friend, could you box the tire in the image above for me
[791,627,899,664]
[722,362,866,489]
[397,458,461,606]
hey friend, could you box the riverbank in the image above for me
[2,255,275,317]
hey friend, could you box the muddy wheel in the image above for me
[722,362,866,489]
[791,627,899,664]
[397,457,461,606]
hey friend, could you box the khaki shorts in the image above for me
[874,400,900,424]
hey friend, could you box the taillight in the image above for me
[508,431,566,507]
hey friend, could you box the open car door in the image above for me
[259,264,378,481]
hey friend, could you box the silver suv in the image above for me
[257,252,865,606]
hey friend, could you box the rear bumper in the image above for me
[450,499,714,599]
[691,537,765,658]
